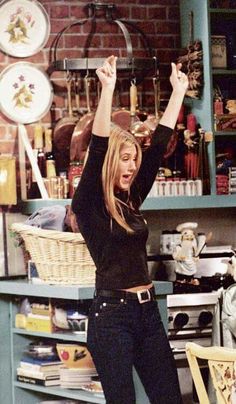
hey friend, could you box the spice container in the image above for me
[68,161,83,198]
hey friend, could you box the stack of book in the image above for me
[59,367,97,389]
[17,355,63,386]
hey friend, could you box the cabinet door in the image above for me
[0,297,13,404]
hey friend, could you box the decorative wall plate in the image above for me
[0,0,50,57]
[0,62,53,123]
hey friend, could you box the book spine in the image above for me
[17,375,60,386]
[17,368,59,380]
[20,361,61,372]
[20,356,61,365]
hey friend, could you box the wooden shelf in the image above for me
[212,69,236,75]
[210,8,236,14]
[215,130,236,136]
[19,194,236,215]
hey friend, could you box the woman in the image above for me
[72,55,188,403]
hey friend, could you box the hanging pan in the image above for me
[69,72,95,162]
[0,0,50,58]
[0,61,53,124]
[53,72,79,171]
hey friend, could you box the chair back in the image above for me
[186,342,236,404]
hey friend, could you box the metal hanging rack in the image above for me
[49,2,158,74]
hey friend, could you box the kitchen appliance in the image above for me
[149,248,234,402]
[167,290,221,402]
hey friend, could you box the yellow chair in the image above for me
[185,342,236,404]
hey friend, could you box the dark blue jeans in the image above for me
[87,295,182,404]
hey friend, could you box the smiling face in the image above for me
[182,229,195,241]
[115,142,138,191]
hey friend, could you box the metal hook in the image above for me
[66,64,72,82]
[85,58,89,78]
[153,55,159,80]
[130,58,136,85]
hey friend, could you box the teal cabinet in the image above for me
[0,280,172,404]
[180,0,236,199]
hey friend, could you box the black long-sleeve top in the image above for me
[72,124,173,290]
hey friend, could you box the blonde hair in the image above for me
[102,124,142,233]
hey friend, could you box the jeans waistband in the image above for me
[95,286,155,304]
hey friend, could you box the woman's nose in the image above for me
[129,160,136,170]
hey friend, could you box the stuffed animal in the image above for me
[172,222,206,281]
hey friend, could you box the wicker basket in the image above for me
[11,223,96,285]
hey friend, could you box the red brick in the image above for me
[71,6,88,19]
[148,6,167,20]
[49,5,69,19]
[168,6,180,20]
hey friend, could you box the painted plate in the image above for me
[0,62,53,123]
[0,0,50,57]
[80,381,104,396]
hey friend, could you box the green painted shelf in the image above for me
[19,194,236,214]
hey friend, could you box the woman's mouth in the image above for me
[122,174,132,183]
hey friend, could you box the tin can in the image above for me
[68,161,83,198]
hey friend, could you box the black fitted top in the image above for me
[71,124,173,290]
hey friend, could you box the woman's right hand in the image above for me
[96,55,117,90]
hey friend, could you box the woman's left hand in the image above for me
[170,62,189,94]
[96,55,117,90]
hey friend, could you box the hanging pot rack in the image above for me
[49,2,159,76]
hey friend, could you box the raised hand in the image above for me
[170,62,189,94]
[96,55,117,89]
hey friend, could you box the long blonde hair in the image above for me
[102,124,142,233]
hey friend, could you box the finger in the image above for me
[171,62,177,73]
[110,55,117,72]
[103,60,114,77]
[171,62,180,80]
[176,62,182,71]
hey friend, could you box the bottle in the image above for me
[44,128,56,178]
[214,98,224,115]
[28,125,45,198]
[34,124,46,177]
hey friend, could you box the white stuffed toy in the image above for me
[172,222,206,280]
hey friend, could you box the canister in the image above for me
[211,35,227,68]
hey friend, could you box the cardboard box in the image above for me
[215,114,236,131]
[211,35,227,68]
[26,314,53,333]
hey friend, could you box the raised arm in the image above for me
[160,62,188,129]
[92,55,117,137]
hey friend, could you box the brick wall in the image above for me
[0,0,181,193]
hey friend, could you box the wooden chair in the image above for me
[185,342,236,404]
